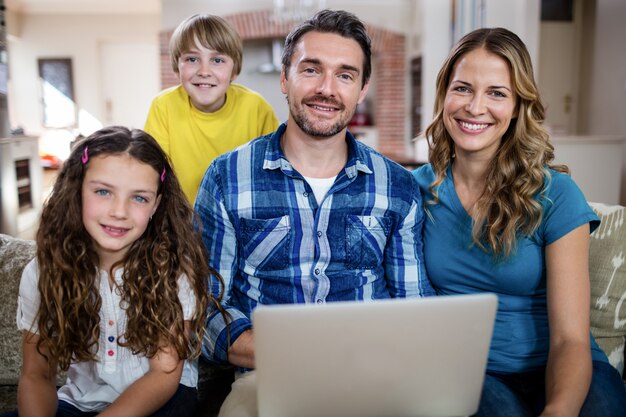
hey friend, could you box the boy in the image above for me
[145,14,278,203]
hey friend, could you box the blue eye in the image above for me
[133,195,148,204]
[212,57,225,64]
[185,57,198,63]
[95,189,110,196]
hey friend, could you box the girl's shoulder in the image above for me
[20,258,39,288]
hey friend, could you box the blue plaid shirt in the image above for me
[195,123,434,364]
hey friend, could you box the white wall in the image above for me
[585,0,626,136]
[161,0,414,33]
[7,12,160,136]
[552,136,625,205]
[582,0,626,204]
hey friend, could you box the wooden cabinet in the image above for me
[0,136,43,237]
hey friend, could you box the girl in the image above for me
[8,126,222,417]
[413,28,626,416]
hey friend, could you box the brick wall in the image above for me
[159,9,409,160]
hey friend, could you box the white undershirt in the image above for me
[303,175,337,205]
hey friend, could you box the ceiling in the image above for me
[5,0,161,14]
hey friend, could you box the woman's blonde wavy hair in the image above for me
[424,27,568,259]
[35,126,225,371]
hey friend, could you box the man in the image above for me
[195,9,434,417]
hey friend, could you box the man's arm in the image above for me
[195,162,254,365]
[384,184,435,298]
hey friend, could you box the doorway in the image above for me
[99,41,159,129]
[538,0,582,135]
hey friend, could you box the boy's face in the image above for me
[177,37,237,113]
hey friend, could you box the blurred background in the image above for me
[0,0,624,238]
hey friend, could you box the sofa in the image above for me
[1,202,625,414]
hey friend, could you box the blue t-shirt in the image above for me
[413,164,607,373]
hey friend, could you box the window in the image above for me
[38,58,76,128]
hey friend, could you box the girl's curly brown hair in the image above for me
[424,28,568,259]
[35,126,225,371]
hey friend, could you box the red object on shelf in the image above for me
[40,153,62,169]
[349,102,372,127]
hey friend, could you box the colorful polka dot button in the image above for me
[108,320,114,326]
[107,350,114,357]
[108,336,115,343]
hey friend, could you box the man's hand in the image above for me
[228,329,255,369]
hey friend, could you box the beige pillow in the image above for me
[588,202,626,376]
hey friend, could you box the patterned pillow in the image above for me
[588,202,626,377]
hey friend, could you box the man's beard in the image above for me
[288,95,354,138]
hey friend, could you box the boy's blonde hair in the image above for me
[170,14,243,77]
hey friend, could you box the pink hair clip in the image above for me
[160,167,166,183]
[81,146,89,164]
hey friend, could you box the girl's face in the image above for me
[442,48,517,162]
[81,153,161,271]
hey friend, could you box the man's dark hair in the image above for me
[281,9,372,87]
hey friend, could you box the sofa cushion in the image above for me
[588,203,626,377]
[0,234,36,385]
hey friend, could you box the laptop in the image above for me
[253,293,497,417]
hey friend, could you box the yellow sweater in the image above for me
[144,83,278,203]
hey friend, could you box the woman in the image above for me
[413,28,626,416]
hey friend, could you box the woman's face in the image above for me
[442,48,517,161]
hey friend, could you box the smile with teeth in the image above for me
[102,225,129,235]
[459,120,490,131]
[309,104,338,112]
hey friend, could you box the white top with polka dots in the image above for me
[16,259,197,412]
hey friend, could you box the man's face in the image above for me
[280,31,370,138]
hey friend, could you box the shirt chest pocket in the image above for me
[239,215,291,271]
[345,215,391,270]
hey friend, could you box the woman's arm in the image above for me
[541,224,593,417]
[97,342,183,417]
[17,331,58,417]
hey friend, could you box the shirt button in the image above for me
[108,320,114,326]
[314,268,320,275]
[316,299,324,304]
[317,231,322,237]
[108,336,115,343]
[107,350,114,357]
[303,192,309,197]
